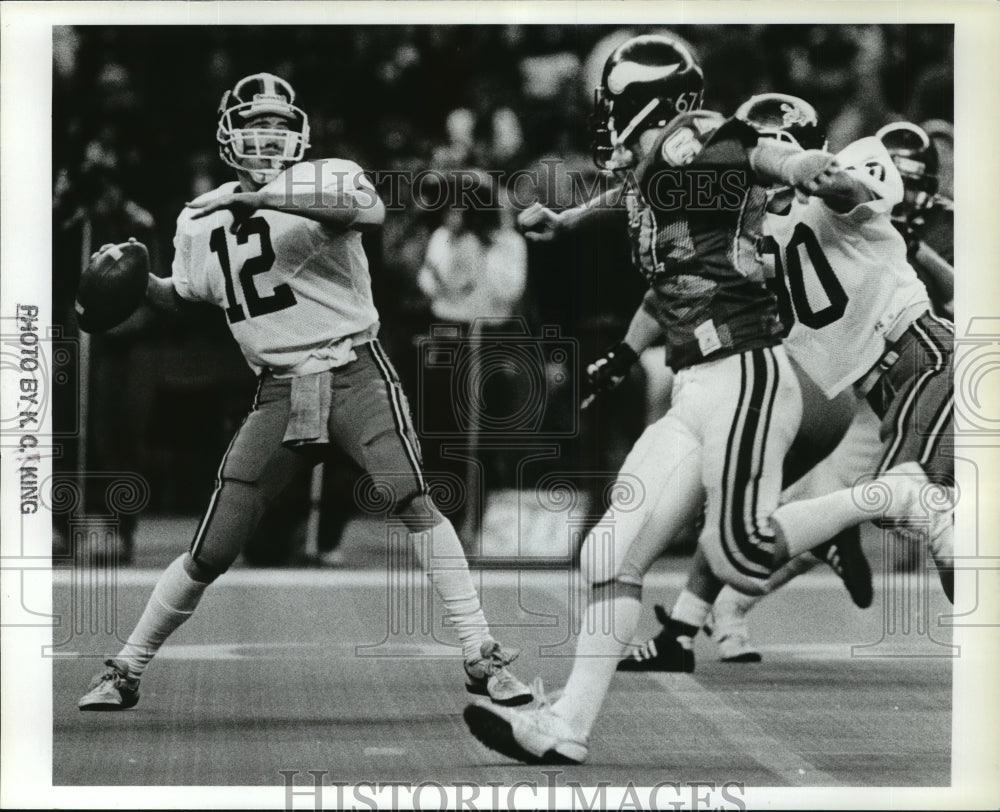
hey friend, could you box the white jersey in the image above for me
[172,159,380,377]
[761,137,930,398]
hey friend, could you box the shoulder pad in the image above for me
[654,112,721,167]
[275,158,370,190]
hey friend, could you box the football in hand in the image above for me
[75,238,150,333]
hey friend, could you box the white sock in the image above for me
[118,554,209,679]
[713,584,757,619]
[411,520,490,661]
[552,581,642,738]
[775,465,929,560]
[671,588,712,631]
[773,489,865,559]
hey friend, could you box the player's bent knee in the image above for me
[394,492,443,533]
[590,579,642,604]
[579,535,613,586]
[183,552,226,584]
[699,542,770,597]
[579,533,646,588]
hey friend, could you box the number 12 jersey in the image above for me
[760,137,930,398]
[171,159,380,378]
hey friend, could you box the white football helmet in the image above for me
[216,72,310,184]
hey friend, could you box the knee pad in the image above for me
[183,551,225,584]
[394,492,443,533]
[591,579,642,604]
[579,531,646,588]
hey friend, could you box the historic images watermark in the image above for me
[278,770,747,811]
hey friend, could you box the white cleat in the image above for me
[463,681,588,764]
[704,598,762,663]
[713,629,763,663]
[464,639,533,706]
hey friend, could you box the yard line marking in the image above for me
[53,640,462,661]
[52,640,871,663]
[51,567,849,591]
[649,673,841,786]
[755,642,872,660]
[362,747,407,757]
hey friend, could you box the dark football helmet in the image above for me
[734,93,827,151]
[592,34,704,170]
[216,72,310,184]
[876,121,939,218]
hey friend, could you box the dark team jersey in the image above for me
[905,197,954,317]
[624,111,783,370]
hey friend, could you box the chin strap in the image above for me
[247,160,286,186]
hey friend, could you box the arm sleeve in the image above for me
[169,213,203,303]
[642,114,757,206]
[311,159,380,206]
[268,159,384,227]
[691,118,760,170]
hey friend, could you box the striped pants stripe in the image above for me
[581,345,802,596]
[868,312,954,484]
[189,340,428,573]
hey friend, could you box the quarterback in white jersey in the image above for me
[79,72,531,712]
[173,159,381,376]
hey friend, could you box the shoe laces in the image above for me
[100,659,126,681]
[478,640,519,676]
[528,677,550,709]
[825,546,843,573]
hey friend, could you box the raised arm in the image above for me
[747,139,843,198]
[751,136,905,215]
[517,184,624,241]
[186,161,386,233]
[255,173,386,232]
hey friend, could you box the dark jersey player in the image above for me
[877,121,954,318]
[462,34,853,765]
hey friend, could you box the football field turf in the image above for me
[52,566,952,789]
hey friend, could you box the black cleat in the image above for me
[617,605,696,673]
[815,527,873,609]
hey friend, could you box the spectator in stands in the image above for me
[416,172,528,531]
[418,174,526,325]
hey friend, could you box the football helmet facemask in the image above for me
[734,93,827,151]
[592,34,705,171]
[217,73,310,185]
[876,121,939,221]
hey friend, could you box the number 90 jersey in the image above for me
[172,159,380,377]
[760,137,930,398]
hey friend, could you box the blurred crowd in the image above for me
[51,24,953,536]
